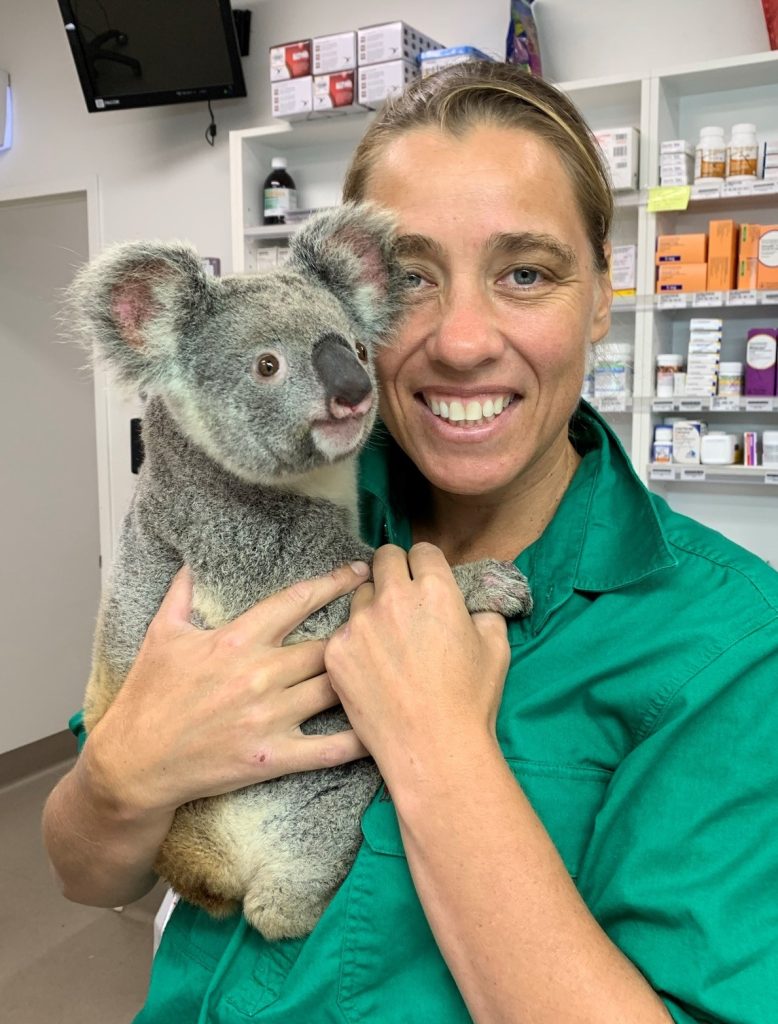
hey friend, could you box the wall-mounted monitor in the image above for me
[57,0,247,113]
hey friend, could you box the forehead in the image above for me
[363,125,588,256]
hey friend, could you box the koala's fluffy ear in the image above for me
[66,241,207,392]
[287,202,405,340]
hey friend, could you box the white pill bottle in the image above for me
[694,126,726,183]
[726,123,758,181]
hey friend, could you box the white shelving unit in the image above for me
[229,50,778,564]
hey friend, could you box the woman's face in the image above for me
[363,124,612,500]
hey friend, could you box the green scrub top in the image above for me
[71,402,778,1023]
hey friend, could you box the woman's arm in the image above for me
[43,562,370,908]
[325,544,672,1024]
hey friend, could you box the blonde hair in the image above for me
[343,61,613,274]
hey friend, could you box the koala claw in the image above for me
[452,560,533,619]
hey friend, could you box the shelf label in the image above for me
[678,398,704,412]
[745,397,774,412]
[647,186,691,212]
[710,396,740,412]
[722,182,755,199]
[650,465,675,480]
[725,289,758,306]
[596,395,628,413]
[765,473,778,486]
[657,293,688,309]
[759,291,778,306]
[692,291,723,307]
[652,399,675,412]
[691,182,722,200]
[680,467,706,481]
[752,180,778,197]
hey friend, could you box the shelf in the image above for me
[655,290,778,311]
[234,113,376,151]
[648,463,778,485]
[652,396,778,414]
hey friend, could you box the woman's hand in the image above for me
[323,543,511,786]
[88,561,371,818]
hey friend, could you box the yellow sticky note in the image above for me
[647,186,691,212]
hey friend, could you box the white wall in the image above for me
[0,0,770,267]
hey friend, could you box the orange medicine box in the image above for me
[707,219,738,291]
[656,263,709,293]
[656,233,708,265]
[738,224,761,290]
[757,226,778,290]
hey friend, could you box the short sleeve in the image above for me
[575,618,778,1024]
[68,709,88,753]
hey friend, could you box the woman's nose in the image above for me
[424,284,504,370]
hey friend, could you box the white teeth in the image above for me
[449,401,466,422]
[424,393,514,426]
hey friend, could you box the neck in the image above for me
[413,438,581,565]
[280,459,360,534]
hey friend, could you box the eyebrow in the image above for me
[486,232,578,270]
[394,231,578,271]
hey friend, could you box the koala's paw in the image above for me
[452,560,533,619]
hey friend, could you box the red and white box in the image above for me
[312,31,357,75]
[358,60,418,109]
[313,70,363,115]
[270,40,312,81]
[271,77,312,121]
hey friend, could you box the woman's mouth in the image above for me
[419,392,517,428]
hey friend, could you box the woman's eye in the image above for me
[509,267,542,287]
[404,272,425,289]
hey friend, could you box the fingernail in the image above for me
[350,560,370,576]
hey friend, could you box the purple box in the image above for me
[745,328,778,396]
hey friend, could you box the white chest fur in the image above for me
[280,458,360,536]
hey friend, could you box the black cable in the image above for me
[205,100,217,146]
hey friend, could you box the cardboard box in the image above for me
[737,223,761,290]
[313,70,361,114]
[358,60,418,109]
[706,219,738,291]
[656,234,708,265]
[610,244,636,291]
[270,40,312,81]
[656,263,708,293]
[271,77,313,120]
[757,226,778,289]
[420,45,493,77]
[312,31,357,74]
[672,420,707,463]
[357,22,443,67]
[593,127,640,191]
[661,139,692,154]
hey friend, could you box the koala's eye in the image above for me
[254,353,280,378]
[356,342,368,363]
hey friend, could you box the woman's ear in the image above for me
[592,241,613,343]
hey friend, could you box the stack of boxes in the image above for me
[684,317,722,397]
[763,140,778,181]
[659,140,695,186]
[270,22,443,120]
[655,221,778,294]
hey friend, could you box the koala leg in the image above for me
[451,560,533,619]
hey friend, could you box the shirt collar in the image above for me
[358,402,677,632]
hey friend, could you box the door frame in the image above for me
[0,176,113,585]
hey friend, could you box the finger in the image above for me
[348,580,375,615]
[290,729,370,772]
[285,672,342,723]
[471,610,509,641]
[371,544,411,594]
[153,565,195,635]
[407,541,456,582]
[228,561,371,646]
[271,638,328,689]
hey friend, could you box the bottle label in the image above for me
[727,145,758,177]
[699,146,726,179]
[264,188,297,214]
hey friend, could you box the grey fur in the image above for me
[68,203,532,940]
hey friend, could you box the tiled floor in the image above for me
[0,761,166,1024]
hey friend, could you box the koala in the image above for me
[68,203,532,941]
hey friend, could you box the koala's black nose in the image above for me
[312,333,371,408]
